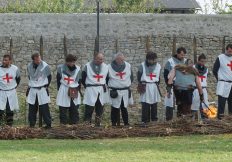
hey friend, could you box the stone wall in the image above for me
[0,14,232,124]
[1,14,232,37]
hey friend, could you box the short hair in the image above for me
[31,53,40,60]
[185,59,193,65]
[65,54,77,62]
[185,59,193,66]
[177,47,187,54]
[146,51,157,60]
[3,54,12,60]
[226,44,232,50]
[198,54,206,61]
[113,52,124,59]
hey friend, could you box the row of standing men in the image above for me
[0,45,232,128]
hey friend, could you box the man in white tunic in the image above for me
[137,51,161,124]
[82,53,109,126]
[0,54,20,126]
[213,44,232,119]
[56,54,82,125]
[107,52,133,126]
[163,47,187,121]
[27,53,52,128]
[191,54,209,119]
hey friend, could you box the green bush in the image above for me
[0,0,84,13]
[0,0,161,13]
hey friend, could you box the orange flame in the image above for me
[202,105,217,119]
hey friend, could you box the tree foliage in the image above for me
[0,0,161,13]
[111,0,160,13]
[211,0,232,14]
[0,0,84,13]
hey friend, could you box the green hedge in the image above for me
[0,0,160,13]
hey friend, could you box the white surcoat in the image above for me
[0,65,19,111]
[108,62,133,108]
[83,62,109,106]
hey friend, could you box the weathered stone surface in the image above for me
[0,14,231,124]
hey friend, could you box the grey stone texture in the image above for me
[0,14,231,124]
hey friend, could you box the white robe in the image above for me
[216,54,232,98]
[0,65,19,111]
[56,65,81,107]
[192,88,209,111]
[191,65,209,110]
[194,66,208,88]
[0,89,19,111]
[110,90,133,108]
[27,87,50,105]
[83,62,109,106]
[27,61,50,105]
[108,62,133,108]
[140,62,161,104]
[164,89,175,107]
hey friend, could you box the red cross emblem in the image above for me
[147,73,156,80]
[116,72,126,79]
[93,74,103,82]
[227,61,232,71]
[199,76,206,82]
[3,73,13,83]
[64,77,74,85]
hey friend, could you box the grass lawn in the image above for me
[0,134,232,162]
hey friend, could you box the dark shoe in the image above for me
[43,125,52,129]
[140,122,148,128]
[6,123,13,127]
[124,123,131,128]
[29,125,35,128]
[218,114,224,120]
[124,123,130,126]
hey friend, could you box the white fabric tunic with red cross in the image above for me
[27,61,51,105]
[194,65,208,88]
[216,54,232,98]
[192,65,209,111]
[56,65,81,107]
[140,62,161,104]
[108,61,133,108]
[0,65,19,111]
[83,62,109,106]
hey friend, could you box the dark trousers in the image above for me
[111,99,129,126]
[141,102,158,123]
[218,89,232,119]
[0,99,14,126]
[166,106,174,121]
[28,96,51,127]
[174,89,193,117]
[84,96,103,126]
[176,104,192,117]
[59,100,79,125]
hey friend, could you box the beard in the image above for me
[2,63,10,68]
[67,65,76,71]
